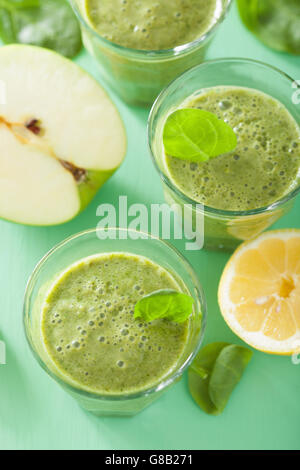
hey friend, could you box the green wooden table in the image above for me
[0,3,300,450]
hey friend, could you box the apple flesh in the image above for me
[0,45,126,225]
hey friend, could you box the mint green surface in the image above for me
[0,3,300,450]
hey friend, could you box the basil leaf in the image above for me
[237,0,260,31]
[189,342,229,415]
[163,109,237,162]
[163,109,217,162]
[209,345,253,413]
[188,342,253,415]
[0,0,82,58]
[209,116,238,157]
[134,289,194,323]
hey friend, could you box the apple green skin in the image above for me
[77,166,120,216]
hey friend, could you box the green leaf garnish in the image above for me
[188,342,253,415]
[237,0,300,55]
[163,108,237,162]
[134,289,194,323]
[0,0,82,58]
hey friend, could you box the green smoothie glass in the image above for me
[237,0,300,55]
[24,228,206,417]
[148,58,300,251]
[69,0,232,106]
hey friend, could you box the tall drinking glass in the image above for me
[70,0,232,106]
[148,59,300,251]
[24,228,206,417]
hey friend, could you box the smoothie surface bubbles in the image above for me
[42,253,190,395]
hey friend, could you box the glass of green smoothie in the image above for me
[237,0,300,55]
[24,228,206,417]
[69,0,232,106]
[149,58,300,251]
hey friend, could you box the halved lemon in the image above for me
[218,229,300,355]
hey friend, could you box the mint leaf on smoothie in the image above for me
[134,289,194,323]
[188,342,253,415]
[163,109,237,162]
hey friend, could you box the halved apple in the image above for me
[0,45,126,226]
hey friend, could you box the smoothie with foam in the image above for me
[41,252,190,395]
[74,0,229,105]
[165,86,300,249]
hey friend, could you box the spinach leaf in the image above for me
[237,0,260,31]
[237,0,300,55]
[189,342,229,415]
[134,289,194,323]
[0,0,82,58]
[163,109,237,163]
[188,342,253,415]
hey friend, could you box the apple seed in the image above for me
[60,160,87,183]
[1,115,87,183]
[26,119,42,135]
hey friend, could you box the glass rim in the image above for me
[148,57,300,218]
[23,227,207,402]
[69,0,232,58]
